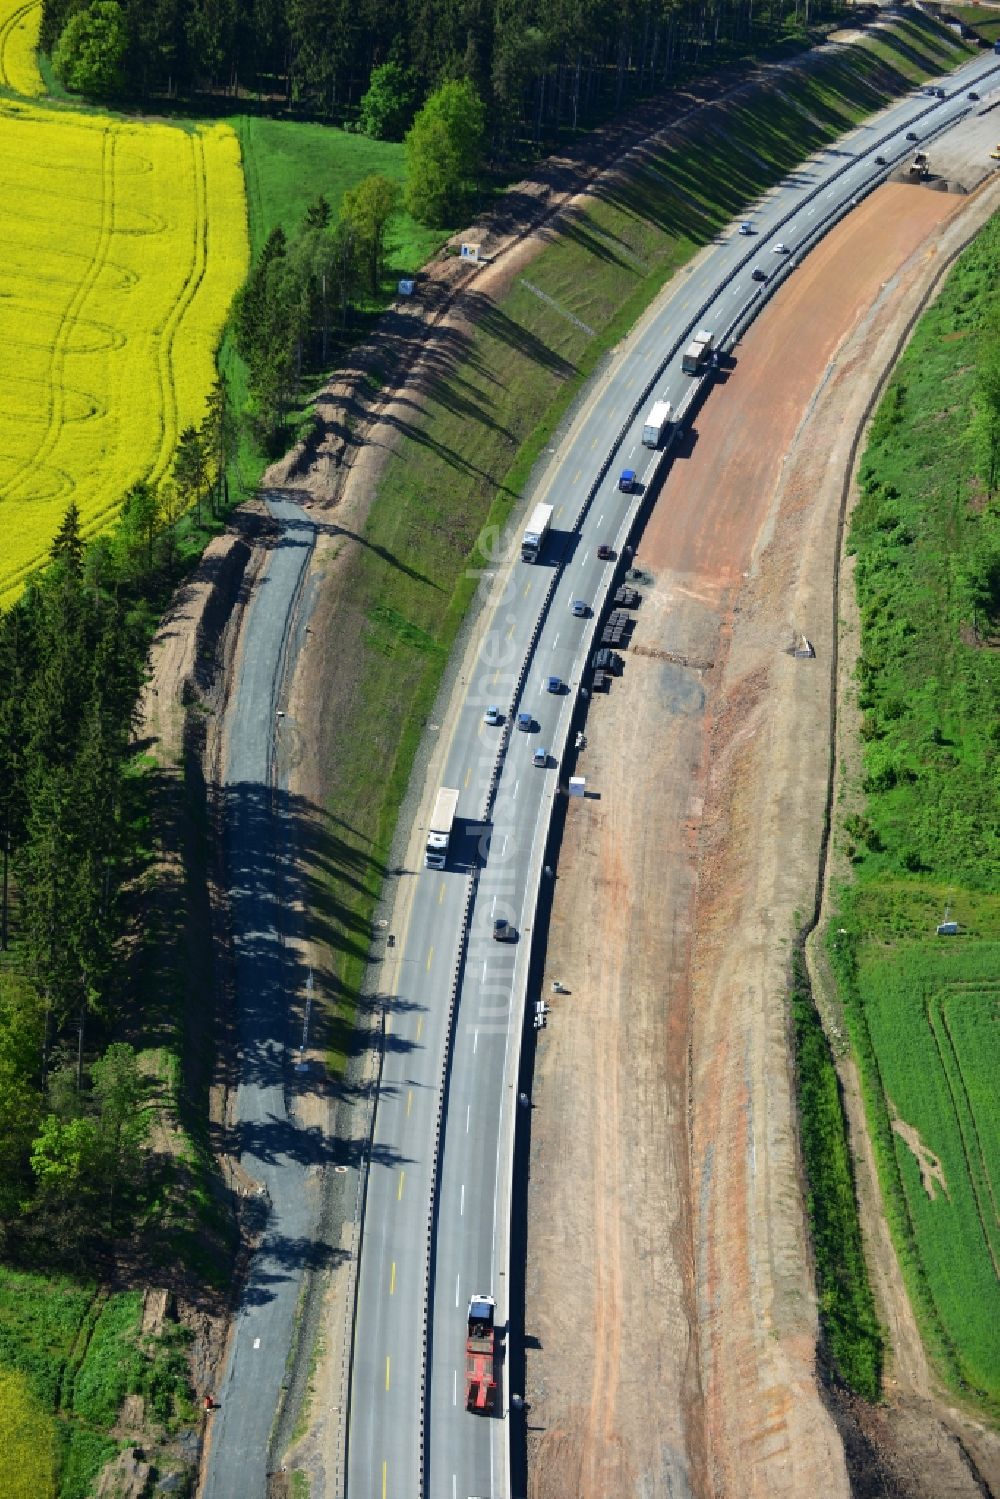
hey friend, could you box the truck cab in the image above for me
[465,1294,497,1414]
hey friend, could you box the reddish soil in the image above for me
[524,175,1000,1499]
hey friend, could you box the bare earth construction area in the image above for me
[524,176,1000,1499]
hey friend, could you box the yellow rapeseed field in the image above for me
[0,0,43,97]
[0,100,248,605]
[0,1368,57,1498]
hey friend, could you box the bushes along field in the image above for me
[0,100,247,607]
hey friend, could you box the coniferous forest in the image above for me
[41,0,844,145]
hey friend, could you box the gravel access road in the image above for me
[202,498,318,1499]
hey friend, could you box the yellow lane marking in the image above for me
[492,668,500,684]
[382,1460,387,1499]
[464,767,471,788]
[573,468,581,483]
[426,946,434,971]
[406,1089,413,1117]
[416,1016,423,1040]
[385,1356,391,1390]
[390,1261,396,1294]
[397,1171,405,1201]
[438,882,445,903]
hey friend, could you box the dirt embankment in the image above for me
[523,177,1000,1499]
[132,505,274,1434]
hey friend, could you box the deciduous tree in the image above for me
[404,78,485,226]
[342,173,401,295]
[52,0,128,97]
[359,59,417,140]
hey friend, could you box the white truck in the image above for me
[521,502,553,562]
[425,787,460,869]
[641,400,672,447]
[681,329,713,374]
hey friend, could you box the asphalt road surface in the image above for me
[202,499,317,1499]
[347,54,1000,1499]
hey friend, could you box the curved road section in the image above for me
[347,56,999,1499]
[203,498,317,1499]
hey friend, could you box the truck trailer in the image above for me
[465,1294,497,1413]
[425,786,459,870]
[681,329,714,374]
[521,502,554,562]
[641,400,672,447]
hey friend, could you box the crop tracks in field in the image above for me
[926,981,1000,1278]
[0,0,41,96]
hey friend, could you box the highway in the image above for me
[346,53,1000,1499]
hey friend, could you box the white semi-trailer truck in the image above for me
[521,502,553,562]
[681,328,714,374]
[642,400,673,447]
[425,787,460,869]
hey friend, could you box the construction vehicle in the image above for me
[521,502,553,562]
[641,400,672,447]
[681,329,714,374]
[465,1294,497,1413]
[908,151,929,179]
[425,786,459,870]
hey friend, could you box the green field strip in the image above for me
[861,947,1000,1400]
[927,986,1000,1275]
[936,987,1000,1268]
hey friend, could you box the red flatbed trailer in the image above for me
[465,1294,497,1414]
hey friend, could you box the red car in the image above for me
[597,543,614,560]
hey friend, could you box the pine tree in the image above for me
[50,502,85,577]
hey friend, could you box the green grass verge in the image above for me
[229,114,444,268]
[829,213,1000,1414]
[301,14,974,1053]
[945,7,1000,45]
[221,114,450,492]
[791,948,882,1398]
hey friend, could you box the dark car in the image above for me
[751,268,767,282]
[906,130,919,141]
[597,543,614,560]
[969,90,980,101]
[618,469,637,493]
[874,154,887,165]
[493,917,516,941]
[516,710,533,731]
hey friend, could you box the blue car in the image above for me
[619,469,636,493]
